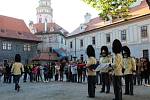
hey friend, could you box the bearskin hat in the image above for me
[100,46,109,56]
[122,46,131,57]
[15,54,21,62]
[86,45,95,57]
[112,39,122,54]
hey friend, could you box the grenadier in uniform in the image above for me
[86,45,97,98]
[122,46,136,95]
[112,39,123,100]
[99,46,112,93]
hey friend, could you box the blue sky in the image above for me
[0,0,99,32]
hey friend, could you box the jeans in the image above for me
[14,75,21,90]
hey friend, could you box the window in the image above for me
[70,55,73,61]
[24,44,31,51]
[49,36,52,43]
[61,37,63,44]
[8,43,12,50]
[141,26,148,38]
[24,45,27,51]
[70,42,72,49]
[80,39,83,47]
[143,49,149,58]
[2,43,7,50]
[2,42,12,50]
[92,36,95,45]
[106,34,110,43]
[65,40,66,45]
[49,47,53,53]
[1,29,5,32]
[121,30,127,41]
[27,45,31,51]
[39,18,42,23]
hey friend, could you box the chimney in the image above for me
[29,21,35,33]
[29,21,33,27]
[108,14,112,23]
[84,12,91,23]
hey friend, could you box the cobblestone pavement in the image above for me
[0,81,150,100]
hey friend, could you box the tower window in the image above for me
[39,18,42,23]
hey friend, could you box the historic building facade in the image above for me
[29,0,68,63]
[0,15,40,65]
[66,0,150,61]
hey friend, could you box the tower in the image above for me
[36,0,53,23]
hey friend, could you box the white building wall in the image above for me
[67,17,150,60]
[36,33,67,52]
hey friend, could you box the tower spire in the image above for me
[36,0,53,23]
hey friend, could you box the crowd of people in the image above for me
[85,39,150,100]
[0,39,150,99]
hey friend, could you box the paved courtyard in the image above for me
[0,81,150,100]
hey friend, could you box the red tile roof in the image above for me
[33,22,68,36]
[68,0,150,37]
[0,15,40,42]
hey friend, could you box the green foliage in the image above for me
[82,0,137,20]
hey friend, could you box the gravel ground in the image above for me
[0,81,150,100]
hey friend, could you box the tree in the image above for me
[82,0,137,20]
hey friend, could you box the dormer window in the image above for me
[1,29,5,33]
[80,24,87,32]
[18,32,22,35]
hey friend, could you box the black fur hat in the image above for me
[86,45,95,58]
[15,54,21,62]
[122,46,131,57]
[100,46,109,56]
[112,39,122,54]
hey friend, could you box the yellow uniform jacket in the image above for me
[86,57,97,76]
[99,56,112,73]
[113,54,123,76]
[11,62,24,75]
[123,57,136,75]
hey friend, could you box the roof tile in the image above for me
[0,15,40,42]
[68,0,150,37]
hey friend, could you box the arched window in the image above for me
[39,18,42,23]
